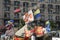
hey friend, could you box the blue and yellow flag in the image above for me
[34,9,41,20]
[45,20,51,33]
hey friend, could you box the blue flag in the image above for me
[34,13,41,20]
[45,21,51,33]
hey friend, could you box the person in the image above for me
[5,20,15,40]
[1,27,7,40]
[35,25,45,40]
[31,33,36,40]
[24,28,31,40]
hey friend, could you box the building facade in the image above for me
[0,0,60,27]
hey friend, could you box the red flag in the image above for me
[14,9,21,13]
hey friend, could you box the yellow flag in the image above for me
[34,9,40,15]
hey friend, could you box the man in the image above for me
[35,25,44,40]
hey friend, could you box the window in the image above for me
[30,0,35,2]
[23,8,25,12]
[48,15,53,20]
[48,4,53,9]
[48,9,52,14]
[55,16,60,21]
[20,2,23,6]
[31,3,37,7]
[40,4,45,8]
[55,5,60,14]
[14,13,19,18]
[4,6,10,11]
[40,4,45,13]
[38,0,44,2]
[23,8,28,12]
[48,4,53,14]
[23,2,29,7]
[4,0,11,5]
[40,9,45,13]
[54,0,57,3]
[48,0,54,3]
[14,1,20,6]
[41,15,45,20]
[25,8,28,12]
[4,12,10,18]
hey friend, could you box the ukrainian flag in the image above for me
[34,9,41,20]
[45,20,51,33]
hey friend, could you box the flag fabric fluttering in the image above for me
[45,20,51,33]
[23,10,34,24]
[28,10,34,22]
[34,9,41,20]
[14,9,21,13]
[23,12,29,24]
[34,9,40,15]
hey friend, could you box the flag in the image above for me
[45,20,51,33]
[45,20,50,25]
[23,10,34,24]
[23,13,29,24]
[28,10,34,22]
[14,9,21,13]
[34,9,41,20]
[34,9,40,15]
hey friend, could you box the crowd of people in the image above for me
[0,20,15,40]
[0,7,51,40]
[24,20,51,40]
